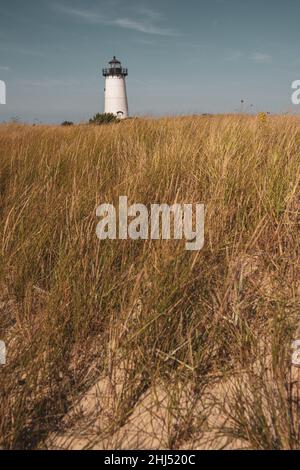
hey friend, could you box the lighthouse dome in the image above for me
[103,56,128,77]
[109,56,121,65]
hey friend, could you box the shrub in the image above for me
[61,121,74,126]
[89,113,118,125]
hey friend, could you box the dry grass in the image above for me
[0,114,300,449]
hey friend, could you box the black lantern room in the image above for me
[102,56,128,77]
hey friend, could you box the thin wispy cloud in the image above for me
[57,6,103,24]
[189,44,242,62]
[0,44,44,57]
[113,17,176,35]
[224,49,242,61]
[136,6,162,21]
[55,4,178,36]
[251,52,272,63]
[134,37,156,46]
[0,65,10,71]
[17,78,81,88]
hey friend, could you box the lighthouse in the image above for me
[102,56,129,119]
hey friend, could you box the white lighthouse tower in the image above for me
[102,56,129,119]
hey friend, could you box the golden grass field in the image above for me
[0,115,300,449]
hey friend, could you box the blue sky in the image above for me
[0,0,299,122]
